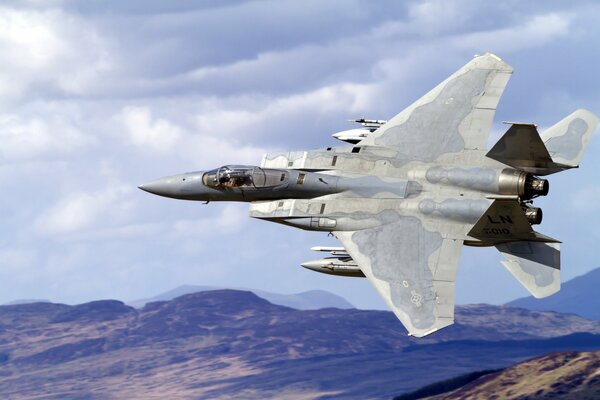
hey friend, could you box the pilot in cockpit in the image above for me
[204,165,284,189]
[219,175,236,188]
[218,170,251,188]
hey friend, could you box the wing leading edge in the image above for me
[358,53,513,159]
[336,218,463,337]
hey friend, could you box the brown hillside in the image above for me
[428,349,600,400]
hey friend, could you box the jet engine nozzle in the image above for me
[523,206,543,225]
[524,175,549,198]
[498,169,549,200]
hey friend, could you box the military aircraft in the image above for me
[139,54,598,337]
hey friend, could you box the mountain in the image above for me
[128,285,355,310]
[418,349,600,399]
[1,290,599,399]
[506,267,600,320]
[2,299,50,305]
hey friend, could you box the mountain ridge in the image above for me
[1,289,600,399]
[506,267,600,320]
[129,285,356,310]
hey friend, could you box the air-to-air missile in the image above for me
[300,246,364,277]
[331,118,387,144]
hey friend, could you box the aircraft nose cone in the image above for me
[137,177,173,196]
[138,172,209,200]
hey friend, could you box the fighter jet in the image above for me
[139,54,598,337]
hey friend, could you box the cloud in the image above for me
[451,12,573,52]
[0,113,92,162]
[190,82,375,146]
[118,103,271,166]
[0,7,112,104]
[34,183,135,236]
[121,106,183,152]
[1,0,599,308]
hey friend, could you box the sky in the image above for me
[1,0,599,309]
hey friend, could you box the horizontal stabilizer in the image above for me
[468,200,559,243]
[486,123,567,175]
[487,110,598,175]
[496,241,560,298]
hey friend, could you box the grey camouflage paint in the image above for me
[370,69,490,160]
[352,215,442,330]
[545,118,589,162]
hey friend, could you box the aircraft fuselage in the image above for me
[140,146,548,246]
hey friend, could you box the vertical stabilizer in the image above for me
[541,109,598,168]
[487,109,598,175]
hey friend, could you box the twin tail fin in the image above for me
[487,109,598,175]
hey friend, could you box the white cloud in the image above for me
[406,0,471,36]
[119,104,270,165]
[191,82,376,141]
[0,113,93,162]
[34,183,135,236]
[183,134,269,167]
[0,7,112,103]
[121,106,183,152]
[0,9,66,66]
[451,12,573,52]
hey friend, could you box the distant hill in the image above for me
[506,267,600,320]
[128,285,355,310]
[417,349,600,399]
[3,299,50,305]
[1,290,600,399]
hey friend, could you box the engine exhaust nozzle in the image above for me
[523,207,543,225]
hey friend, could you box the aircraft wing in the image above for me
[335,219,463,337]
[358,53,513,159]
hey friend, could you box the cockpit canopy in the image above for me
[202,165,289,189]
